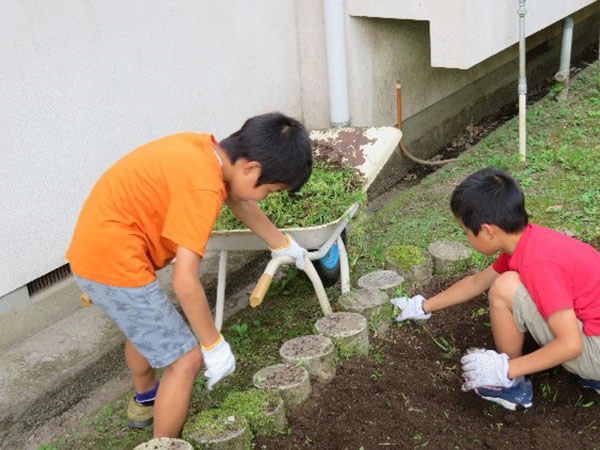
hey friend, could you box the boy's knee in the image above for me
[170,346,203,377]
[489,271,521,307]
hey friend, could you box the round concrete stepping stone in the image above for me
[253,364,311,410]
[338,288,391,337]
[280,334,336,383]
[182,410,249,450]
[357,270,404,291]
[383,245,433,289]
[221,389,287,437]
[427,240,471,275]
[133,438,193,450]
[314,312,369,358]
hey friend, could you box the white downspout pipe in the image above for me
[324,0,350,127]
[518,0,527,161]
[555,16,574,101]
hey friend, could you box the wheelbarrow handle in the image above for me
[250,273,273,307]
[249,255,294,307]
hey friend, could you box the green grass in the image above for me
[39,62,600,449]
[349,62,600,276]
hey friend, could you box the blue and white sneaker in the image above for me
[474,378,533,411]
[574,375,600,395]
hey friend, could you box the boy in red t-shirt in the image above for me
[67,112,312,437]
[392,167,600,410]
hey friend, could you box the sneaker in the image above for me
[574,375,600,395]
[127,397,153,428]
[474,378,533,411]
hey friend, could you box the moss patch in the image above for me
[182,409,249,447]
[221,389,280,435]
[384,245,425,270]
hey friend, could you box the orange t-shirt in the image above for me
[66,133,227,287]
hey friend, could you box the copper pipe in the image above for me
[396,81,402,129]
[395,79,458,166]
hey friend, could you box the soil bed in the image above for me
[256,274,599,449]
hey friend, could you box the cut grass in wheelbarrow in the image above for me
[215,160,365,287]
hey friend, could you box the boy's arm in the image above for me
[507,308,583,378]
[172,246,220,346]
[423,265,499,313]
[225,198,287,248]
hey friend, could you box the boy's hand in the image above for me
[201,334,236,390]
[390,295,431,321]
[460,348,512,391]
[270,234,308,270]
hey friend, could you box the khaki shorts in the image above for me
[513,283,600,380]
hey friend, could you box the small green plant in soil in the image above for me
[215,160,365,230]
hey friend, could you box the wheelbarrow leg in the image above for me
[215,250,228,331]
[337,234,350,294]
[303,259,333,315]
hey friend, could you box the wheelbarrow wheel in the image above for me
[313,230,346,287]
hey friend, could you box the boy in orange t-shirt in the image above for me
[67,112,312,438]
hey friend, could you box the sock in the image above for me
[134,381,159,405]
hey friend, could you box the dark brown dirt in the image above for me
[255,275,599,450]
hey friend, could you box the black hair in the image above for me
[219,112,312,193]
[450,167,528,235]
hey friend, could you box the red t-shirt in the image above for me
[493,224,600,336]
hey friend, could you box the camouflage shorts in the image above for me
[73,274,198,368]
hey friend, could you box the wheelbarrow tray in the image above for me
[206,126,402,252]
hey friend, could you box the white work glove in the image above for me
[460,348,513,391]
[390,295,431,322]
[270,234,308,270]
[201,334,236,391]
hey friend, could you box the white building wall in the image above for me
[0,0,302,297]
[347,0,599,69]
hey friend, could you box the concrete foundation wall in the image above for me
[364,9,600,196]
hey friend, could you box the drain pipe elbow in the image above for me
[324,0,350,127]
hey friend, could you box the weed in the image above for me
[373,352,385,364]
[101,403,113,419]
[575,395,595,408]
[428,333,456,358]
[371,368,383,380]
[470,307,488,320]
[231,322,249,339]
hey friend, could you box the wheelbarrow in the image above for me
[206,126,402,330]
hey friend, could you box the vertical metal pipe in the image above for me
[324,0,350,127]
[555,17,574,101]
[215,250,228,331]
[518,0,527,161]
[396,81,402,129]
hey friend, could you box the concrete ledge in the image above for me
[0,306,124,447]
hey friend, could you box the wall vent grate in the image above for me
[27,264,72,297]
